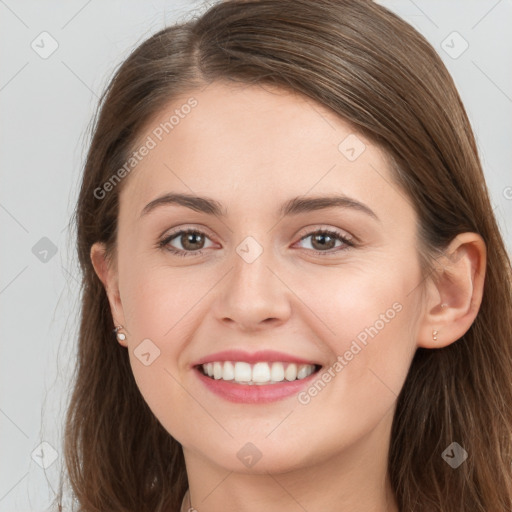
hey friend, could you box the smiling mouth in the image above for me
[197,361,322,385]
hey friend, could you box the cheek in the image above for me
[121,260,208,341]
[307,262,419,402]
[118,263,215,419]
[289,286,416,464]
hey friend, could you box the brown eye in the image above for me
[159,229,214,257]
[180,231,206,251]
[296,229,354,254]
[310,232,337,251]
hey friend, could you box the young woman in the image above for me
[54,1,512,510]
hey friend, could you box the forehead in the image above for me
[120,80,405,222]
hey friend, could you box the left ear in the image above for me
[417,232,487,349]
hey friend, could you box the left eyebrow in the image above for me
[279,195,379,221]
[139,192,380,222]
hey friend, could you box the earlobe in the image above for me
[417,232,487,349]
[90,242,126,343]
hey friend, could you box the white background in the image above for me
[1,1,511,510]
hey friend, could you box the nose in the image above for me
[211,244,292,332]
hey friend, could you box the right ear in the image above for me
[90,242,127,346]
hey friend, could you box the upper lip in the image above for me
[192,349,321,367]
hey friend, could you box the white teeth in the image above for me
[270,362,285,382]
[213,362,223,380]
[222,361,235,380]
[234,362,252,382]
[252,362,271,383]
[285,363,297,381]
[200,361,317,384]
[297,364,312,380]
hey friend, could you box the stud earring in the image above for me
[432,329,438,341]
[441,303,448,309]
[114,325,126,341]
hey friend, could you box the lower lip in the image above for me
[194,367,320,403]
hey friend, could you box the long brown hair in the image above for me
[53,0,512,510]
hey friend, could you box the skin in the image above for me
[91,80,486,512]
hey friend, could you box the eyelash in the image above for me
[158,227,355,258]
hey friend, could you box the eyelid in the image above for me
[295,225,354,243]
[159,224,355,256]
[158,226,217,251]
[160,224,354,242]
[158,223,218,243]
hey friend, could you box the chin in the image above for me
[194,438,317,475]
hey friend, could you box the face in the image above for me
[95,80,426,474]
